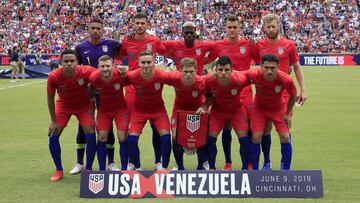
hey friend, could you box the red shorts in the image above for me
[209,107,248,134]
[55,105,95,128]
[129,107,170,134]
[96,108,129,131]
[240,95,253,119]
[251,104,289,133]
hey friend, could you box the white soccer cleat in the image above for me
[107,163,120,171]
[70,163,84,175]
[203,161,210,170]
[127,163,135,171]
[155,162,163,171]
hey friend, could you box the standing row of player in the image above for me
[46,12,307,182]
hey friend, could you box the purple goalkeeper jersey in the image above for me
[75,38,121,68]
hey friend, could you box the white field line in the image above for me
[0,80,46,90]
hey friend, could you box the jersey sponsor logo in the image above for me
[278,48,284,55]
[84,50,90,54]
[240,47,246,54]
[192,90,199,97]
[231,88,238,96]
[114,83,120,91]
[102,45,108,53]
[186,114,200,133]
[154,83,160,90]
[195,48,201,56]
[146,43,152,51]
[275,85,282,93]
[78,78,84,86]
[89,174,104,194]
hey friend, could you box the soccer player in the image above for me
[124,51,171,170]
[204,56,250,170]
[47,49,96,182]
[207,15,257,170]
[163,21,214,76]
[89,55,129,171]
[246,54,296,170]
[72,18,122,174]
[166,57,209,170]
[255,13,307,170]
[119,12,167,170]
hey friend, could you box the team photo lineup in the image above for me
[44,9,310,183]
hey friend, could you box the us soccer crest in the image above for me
[146,43,152,51]
[240,47,246,54]
[231,88,238,95]
[275,85,282,93]
[186,114,201,133]
[78,78,84,86]
[278,47,284,55]
[102,45,108,53]
[192,90,198,97]
[129,52,135,60]
[154,83,160,90]
[114,83,120,91]
[195,48,201,56]
[88,174,104,194]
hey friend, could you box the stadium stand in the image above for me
[0,0,358,54]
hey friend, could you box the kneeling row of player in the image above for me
[47,49,296,182]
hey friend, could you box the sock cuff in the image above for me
[208,136,217,144]
[128,135,139,143]
[49,135,60,141]
[160,134,171,141]
[281,142,292,146]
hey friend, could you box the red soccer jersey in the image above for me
[255,37,300,74]
[163,40,215,75]
[244,68,297,110]
[205,73,249,114]
[167,71,206,111]
[120,35,167,71]
[125,68,170,113]
[89,68,127,112]
[207,38,257,97]
[47,65,95,109]
[208,38,257,71]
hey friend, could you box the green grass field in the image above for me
[0,66,359,202]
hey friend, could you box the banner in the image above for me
[80,170,323,198]
[176,111,209,150]
[0,54,60,66]
[299,54,360,66]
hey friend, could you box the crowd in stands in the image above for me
[0,0,359,55]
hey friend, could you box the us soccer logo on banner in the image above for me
[89,174,104,194]
[186,114,200,133]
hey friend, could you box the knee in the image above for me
[98,134,107,142]
[251,133,262,144]
[117,132,127,142]
[83,125,95,134]
[279,133,290,143]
